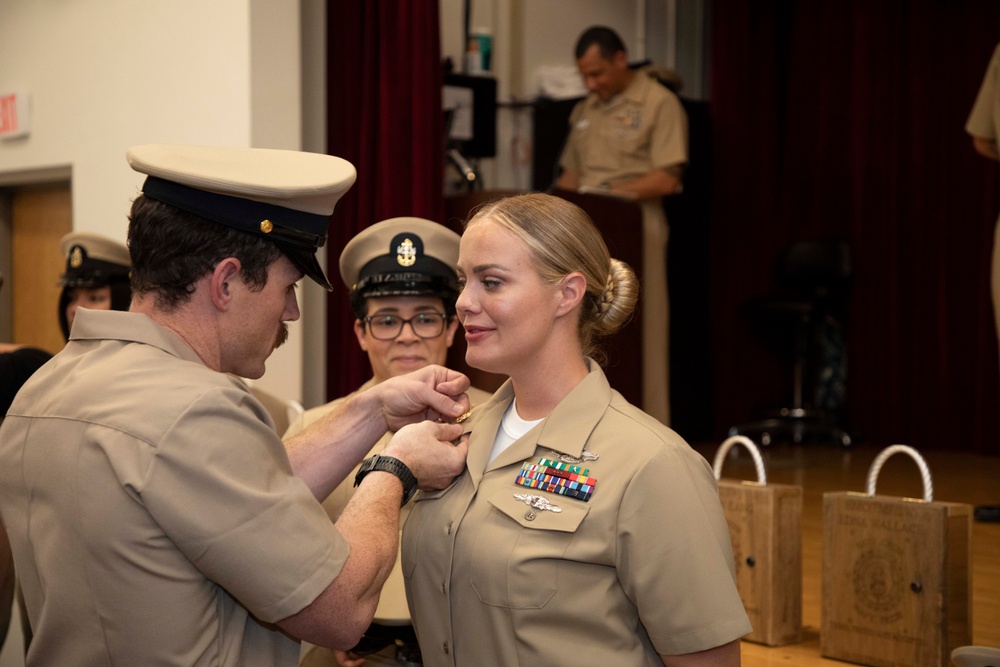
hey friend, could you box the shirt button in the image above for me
[525,511,536,521]
[446,521,453,535]
[443,641,450,655]
[441,582,447,594]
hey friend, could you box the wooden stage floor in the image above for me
[690,441,1000,666]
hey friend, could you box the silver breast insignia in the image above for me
[553,449,599,464]
[513,494,562,513]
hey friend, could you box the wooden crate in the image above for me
[718,479,803,646]
[821,492,972,667]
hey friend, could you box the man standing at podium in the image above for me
[556,25,688,425]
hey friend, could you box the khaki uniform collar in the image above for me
[461,360,611,488]
[584,71,653,111]
[70,308,206,366]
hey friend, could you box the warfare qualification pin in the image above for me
[513,493,562,513]
[555,449,600,464]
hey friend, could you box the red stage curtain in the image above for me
[325,1,445,399]
[709,0,1000,453]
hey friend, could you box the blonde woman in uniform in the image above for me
[402,193,750,666]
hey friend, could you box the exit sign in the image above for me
[0,91,31,140]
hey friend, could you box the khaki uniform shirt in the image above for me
[559,71,688,189]
[402,362,750,666]
[287,381,492,667]
[0,310,349,667]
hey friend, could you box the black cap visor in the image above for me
[142,176,334,289]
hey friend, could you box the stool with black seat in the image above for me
[729,239,853,447]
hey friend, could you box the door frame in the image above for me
[0,165,72,342]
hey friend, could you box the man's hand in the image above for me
[382,422,469,491]
[332,649,366,667]
[372,365,470,431]
[285,366,469,501]
[609,165,682,200]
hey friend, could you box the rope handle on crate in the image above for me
[712,435,767,486]
[865,444,933,502]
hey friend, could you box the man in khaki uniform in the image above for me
[289,217,491,667]
[0,145,471,667]
[556,25,688,426]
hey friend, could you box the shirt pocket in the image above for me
[585,109,649,172]
[401,488,449,579]
[468,489,588,609]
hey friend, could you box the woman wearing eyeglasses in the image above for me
[402,194,750,666]
[287,217,491,667]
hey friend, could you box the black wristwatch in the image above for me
[354,455,418,506]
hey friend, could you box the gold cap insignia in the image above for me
[70,246,84,268]
[396,238,416,267]
[260,220,274,234]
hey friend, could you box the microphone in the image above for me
[447,148,477,183]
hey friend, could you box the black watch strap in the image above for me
[354,455,418,506]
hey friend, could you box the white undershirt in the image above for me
[487,398,544,465]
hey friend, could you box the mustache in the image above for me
[274,323,289,349]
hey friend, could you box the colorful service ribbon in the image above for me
[514,457,596,502]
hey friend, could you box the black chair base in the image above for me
[729,409,852,448]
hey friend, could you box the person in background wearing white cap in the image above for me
[0,145,471,667]
[56,231,133,340]
[288,217,492,667]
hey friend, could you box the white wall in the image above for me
[0,0,307,403]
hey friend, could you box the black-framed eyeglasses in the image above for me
[364,312,448,340]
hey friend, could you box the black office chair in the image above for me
[729,239,853,447]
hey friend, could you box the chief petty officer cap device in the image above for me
[339,217,461,299]
[126,144,357,290]
[58,231,131,288]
